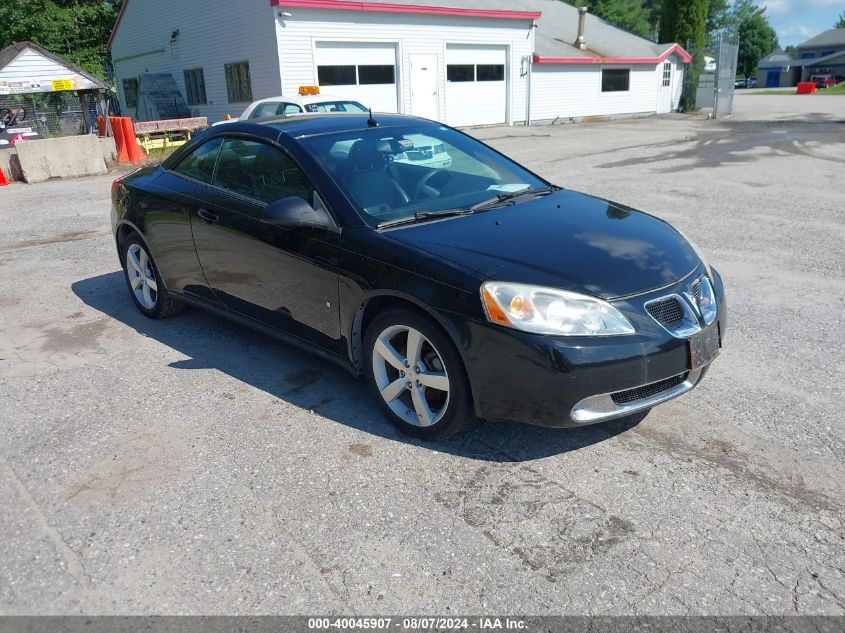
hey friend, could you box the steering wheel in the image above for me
[414,169,452,200]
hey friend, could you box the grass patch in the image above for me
[144,146,181,162]
[821,82,845,94]
[753,82,845,96]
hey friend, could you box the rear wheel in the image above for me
[364,308,474,440]
[121,233,184,319]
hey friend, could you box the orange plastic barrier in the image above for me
[120,117,146,164]
[0,166,9,186]
[109,116,130,162]
[97,115,105,137]
[796,82,817,94]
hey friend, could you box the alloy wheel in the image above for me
[371,324,450,427]
[126,243,158,310]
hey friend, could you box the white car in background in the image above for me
[328,134,453,170]
[212,88,368,126]
[214,88,452,169]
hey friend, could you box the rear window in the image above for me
[304,101,368,113]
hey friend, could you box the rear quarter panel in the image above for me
[113,167,210,299]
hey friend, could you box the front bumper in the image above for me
[445,266,727,428]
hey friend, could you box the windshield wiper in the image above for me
[469,186,559,212]
[377,209,473,229]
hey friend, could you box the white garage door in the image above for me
[315,42,398,113]
[446,44,507,127]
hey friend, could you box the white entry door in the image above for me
[445,44,508,127]
[315,41,399,113]
[409,54,439,121]
[658,60,674,113]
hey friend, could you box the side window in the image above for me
[250,102,280,119]
[171,138,223,184]
[280,103,302,115]
[122,78,139,108]
[212,138,315,205]
[224,61,252,103]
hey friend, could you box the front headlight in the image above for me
[481,282,635,336]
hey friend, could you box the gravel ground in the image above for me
[1,95,843,616]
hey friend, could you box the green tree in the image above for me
[1,0,122,80]
[737,11,779,80]
[707,0,759,43]
[659,0,709,111]
[785,45,800,59]
[836,12,845,29]
[565,0,663,41]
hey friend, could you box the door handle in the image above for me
[197,208,218,223]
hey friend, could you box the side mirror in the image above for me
[263,194,336,232]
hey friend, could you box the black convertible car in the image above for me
[111,113,725,439]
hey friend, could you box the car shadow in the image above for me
[72,271,645,463]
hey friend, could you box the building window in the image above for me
[317,65,357,85]
[447,64,475,82]
[224,61,252,103]
[358,65,396,85]
[183,68,207,105]
[447,64,505,82]
[662,62,671,87]
[601,68,630,92]
[801,52,815,59]
[476,64,505,81]
[317,64,395,86]
[122,78,138,108]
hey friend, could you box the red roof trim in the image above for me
[271,0,541,21]
[107,0,131,51]
[532,44,692,66]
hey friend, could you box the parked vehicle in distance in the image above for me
[329,133,452,169]
[734,77,756,89]
[111,113,726,440]
[212,86,368,126]
[811,74,837,89]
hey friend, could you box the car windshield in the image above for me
[300,123,549,226]
[305,101,368,113]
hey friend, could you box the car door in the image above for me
[150,136,225,303]
[189,136,343,352]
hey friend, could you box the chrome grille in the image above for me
[611,374,687,405]
[691,277,702,302]
[645,296,685,330]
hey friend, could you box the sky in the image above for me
[758,0,844,47]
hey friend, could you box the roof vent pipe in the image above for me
[576,7,588,50]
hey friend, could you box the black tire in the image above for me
[120,232,185,319]
[364,307,475,440]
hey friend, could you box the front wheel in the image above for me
[121,233,185,319]
[364,308,474,440]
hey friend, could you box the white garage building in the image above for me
[109,0,688,127]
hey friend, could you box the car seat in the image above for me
[344,139,410,213]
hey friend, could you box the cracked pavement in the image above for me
[0,94,843,615]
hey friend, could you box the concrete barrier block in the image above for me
[99,136,118,164]
[0,148,15,181]
[14,135,107,184]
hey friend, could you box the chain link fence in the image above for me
[0,91,100,138]
[713,36,739,118]
[687,35,739,118]
[684,35,739,118]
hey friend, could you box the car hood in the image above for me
[385,189,701,299]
